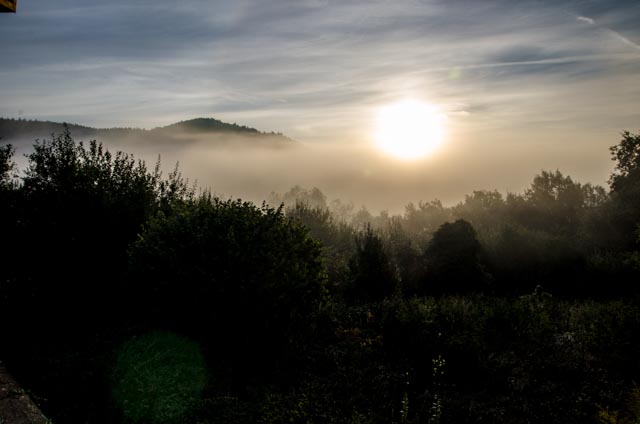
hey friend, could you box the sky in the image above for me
[1,0,639,211]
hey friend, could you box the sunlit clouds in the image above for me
[1,1,638,133]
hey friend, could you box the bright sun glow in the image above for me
[374,99,446,160]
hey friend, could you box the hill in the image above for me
[0,117,294,148]
[155,118,262,134]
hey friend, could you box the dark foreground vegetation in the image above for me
[1,129,640,423]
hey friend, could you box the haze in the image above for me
[1,0,639,212]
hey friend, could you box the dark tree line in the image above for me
[1,130,640,423]
[0,128,326,423]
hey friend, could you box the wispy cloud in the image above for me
[577,14,640,51]
[0,0,639,207]
[606,29,640,51]
[577,16,595,25]
[1,1,638,129]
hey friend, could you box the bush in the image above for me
[128,197,328,391]
[111,331,207,424]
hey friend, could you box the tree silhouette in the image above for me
[128,197,327,392]
[608,131,640,248]
[0,143,15,188]
[420,219,488,295]
[346,225,397,303]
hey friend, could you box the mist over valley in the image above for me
[0,116,615,214]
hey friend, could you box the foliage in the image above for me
[451,190,506,232]
[419,219,489,296]
[608,131,640,248]
[128,196,328,391]
[609,131,640,192]
[0,143,16,188]
[111,331,207,424]
[269,185,327,209]
[0,129,199,423]
[285,201,355,288]
[597,386,640,424]
[4,128,175,335]
[403,200,452,246]
[521,170,602,235]
[3,129,640,424]
[346,225,398,303]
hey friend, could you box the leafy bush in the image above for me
[129,196,328,391]
[111,331,207,424]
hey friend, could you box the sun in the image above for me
[373,99,445,160]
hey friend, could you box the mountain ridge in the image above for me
[0,117,294,146]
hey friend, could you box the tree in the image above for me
[128,196,328,392]
[14,130,164,318]
[420,219,488,295]
[0,143,15,188]
[523,170,589,235]
[610,131,640,192]
[269,185,327,209]
[4,129,169,333]
[0,144,17,314]
[384,217,420,296]
[492,170,605,239]
[346,225,397,303]
[403,199,452,245]
[286,201,355,284]
[453,190,506,233]
[608,131,640,248]
[1,130,194,423]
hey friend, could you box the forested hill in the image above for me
[156,118,268,134]
[0,118,102,139]
[0,117,294,147]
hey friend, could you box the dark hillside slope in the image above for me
[0,117,294,148]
